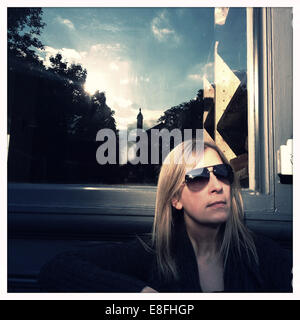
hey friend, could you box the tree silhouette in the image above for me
[8,8,46,68]
[8,9,118,183]
[157,89,204,134]
[89,91,117,132]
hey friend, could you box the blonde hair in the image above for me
[152,139,258,281]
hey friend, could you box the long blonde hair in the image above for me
[152,139,258,281]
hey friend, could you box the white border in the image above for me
[0,0,8,300]
[292,1,300,302]
[1,0,299,301]
[1,0,299,7]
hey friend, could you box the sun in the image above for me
[84,72,106,95]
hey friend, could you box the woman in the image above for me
[39,139,292,292]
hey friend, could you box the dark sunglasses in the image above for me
[185,164,234,190]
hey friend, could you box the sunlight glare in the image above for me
[84,72,106,95]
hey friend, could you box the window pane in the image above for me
[8,7,249,187]
[212,7,249,188]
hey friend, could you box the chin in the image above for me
[204,209,229,224]
[185,209,229,227]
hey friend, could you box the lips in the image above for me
[207,201,226,207]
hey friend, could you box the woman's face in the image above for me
[172,147,231,225]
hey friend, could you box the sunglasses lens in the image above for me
[185,164,234,190]
[186,176,209,190]
[214,164,233,184]
[185,168,210,190]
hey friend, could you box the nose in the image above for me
[208,171,223,193]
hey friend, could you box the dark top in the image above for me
[38,222,292,293]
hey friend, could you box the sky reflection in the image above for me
[37,7,244,131]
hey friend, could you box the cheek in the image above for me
[179,189,207,213]
[179,186,232,220]
[224,185,231,203]
[180,185,231,204]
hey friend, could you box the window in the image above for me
[8,7,250,187]
[8,7,293,220]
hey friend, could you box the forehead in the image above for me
[189,147,224,170]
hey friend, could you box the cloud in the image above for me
[41,46,84,67]
[114,97,133,109]
[188,74,202,81]
[110,95,163,131]
[109,62,119,71]
[59,48,82,61]
[120,78,129,85]
[152,25,175,40]
[112,100,138,130]
[38,41,155,130]
[56,16,75,30]
[140,76,150,83]
[90,43,122,57]
[151,11,179,43]
[187,62,214,84]
[120,75,150,86]
[80,18,121,33]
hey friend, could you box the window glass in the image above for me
[8,7,249,187]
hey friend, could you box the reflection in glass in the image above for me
[7,7,248,187]
[213,8,249,187]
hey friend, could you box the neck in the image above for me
[184,214,221,259]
